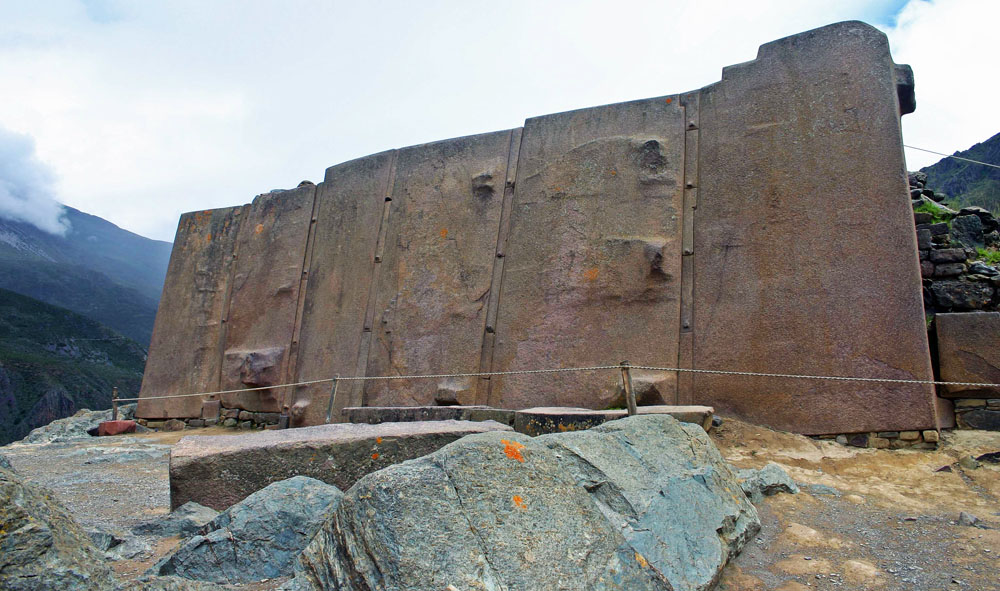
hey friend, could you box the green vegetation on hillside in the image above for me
[922,131,1000,215]
[0,288,146,445]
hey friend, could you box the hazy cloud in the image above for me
[0,125,70,235]
[0,1,992,240]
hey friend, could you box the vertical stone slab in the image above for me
[290,153,393,426]
[363,131,514,407]
[491,98,686,410]
[220,185,316,412]
[137,207,243,418]
[692,21,937,433]
[935,312,1000,398]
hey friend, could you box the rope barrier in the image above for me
[904,145,1000,171]
[116,363,1000,402]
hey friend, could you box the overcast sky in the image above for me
[0,0,996,242]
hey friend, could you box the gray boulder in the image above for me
[0,453,13,472]
[133,502,218,538]
[150,476,343,583]
[21,404,137,444]
[952,214,986,248]
[0,468,117,591]
[292,415,758,591]
[738,463,800,502]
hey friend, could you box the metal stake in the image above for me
[325,376,340,424]
[620,361,637,416]
[112,386,119,421]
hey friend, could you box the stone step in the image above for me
[513,405,715,436]
[343,404,714,436]
[342,405,515,426]
[170,419,512,511]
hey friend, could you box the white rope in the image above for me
[116,363,1000,402]
[904,145,1000,171]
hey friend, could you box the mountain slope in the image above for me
[0,288,147,445]
[921,131,1000,214]
[0,206,172,346]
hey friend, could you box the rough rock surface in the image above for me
[737,462,800,502]
[133,502,218,537]
[0,453,13,472]
[935,312,1000,398]
[291,415,758,591]
[22,404,137,444]
[170,419,512,510]
[125,575,228,591]
[151,476,342,583]
[0,467,117,591]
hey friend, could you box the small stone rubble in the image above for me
[820,429,940,449]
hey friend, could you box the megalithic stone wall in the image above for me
[137,21,944,434]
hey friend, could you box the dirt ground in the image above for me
[3,419,999,590]
[711,417,1000,591]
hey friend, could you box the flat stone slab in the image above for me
[342,405,515,426]
[170,420,512,511]
[98,420,136,436]
[936,312,1000,398]
[514,405,714,436]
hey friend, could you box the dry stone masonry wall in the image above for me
[137,22,944,436]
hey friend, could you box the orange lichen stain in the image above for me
[440,228,448,239]
[512,495,527,510]
[609,169,617,176]
[501,439,526,462]
[204,233,212,243]
[254,223,264,234]
[371,453,379,460]
[375,437,383,444]
[583,267,600,282]
[665,97,673,104]
[635,552,649,568]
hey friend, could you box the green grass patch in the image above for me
[913,201,954,225]
[975,247,1000,266]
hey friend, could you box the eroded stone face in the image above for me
[936,312,1000,399]
[491,100,686,410]
[138,207,244,419]
[221,185,317,413]
[138,21,940,435]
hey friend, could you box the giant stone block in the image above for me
[138,207,244,419]
[364,131,516,407]
[490,98,685,409]
[689,22,936,433]
[220,185,316,412]
[290,154,393,427]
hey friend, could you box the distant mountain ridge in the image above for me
[0,206,172,346]
[921,131,1000,215]
[0,287,146,445]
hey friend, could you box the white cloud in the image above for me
[0,124,70,235]
[0,0,985,240]
[883,0,1000,169]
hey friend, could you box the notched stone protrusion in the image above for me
[643,239,671,281]
[225,346,285,388]
[635,139,668,171]
[894,63,915,116]
[472,173,495,200]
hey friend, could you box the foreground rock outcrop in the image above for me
[152,476,343,583]
[0,466,116,591]
[291,415,759,591]
[20,403,137,445]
